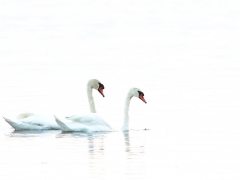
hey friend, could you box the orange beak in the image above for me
[139,94,147,103]
[98,86,105,97]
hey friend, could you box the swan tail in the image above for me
[3,117,24,131]
[3,116,48,131]
[54,116,72,131]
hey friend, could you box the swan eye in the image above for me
[138,91,144,97]
[99,83,104,89]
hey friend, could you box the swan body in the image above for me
[4,79,105,131]
[4,113,58,130]
[55,113,112,132]
[56,87,146,132]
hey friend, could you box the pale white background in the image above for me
[0,1,240,179]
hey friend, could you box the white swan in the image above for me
[121,88,147,131]
[55,87,147,132]
[3,113,59,130]
[3,79,105,130]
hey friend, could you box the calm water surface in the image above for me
[1,126,240,180]
[0,129,150,180]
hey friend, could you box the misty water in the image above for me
[1,1,240,179]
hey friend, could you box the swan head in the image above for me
[129,88,147,103]
[88,79,105,97]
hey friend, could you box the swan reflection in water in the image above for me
[56,131,108,179]
[5,129,60,138]
[123,131,131,154]
[4,129,147,179]
[55,130,147,179]
[86,131,147,179]
[87,133,106,179]
[123,131,146,178]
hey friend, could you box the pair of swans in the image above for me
[4,79,147,132]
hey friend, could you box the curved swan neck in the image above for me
[122,93,133,131]
[87,85,96,113]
